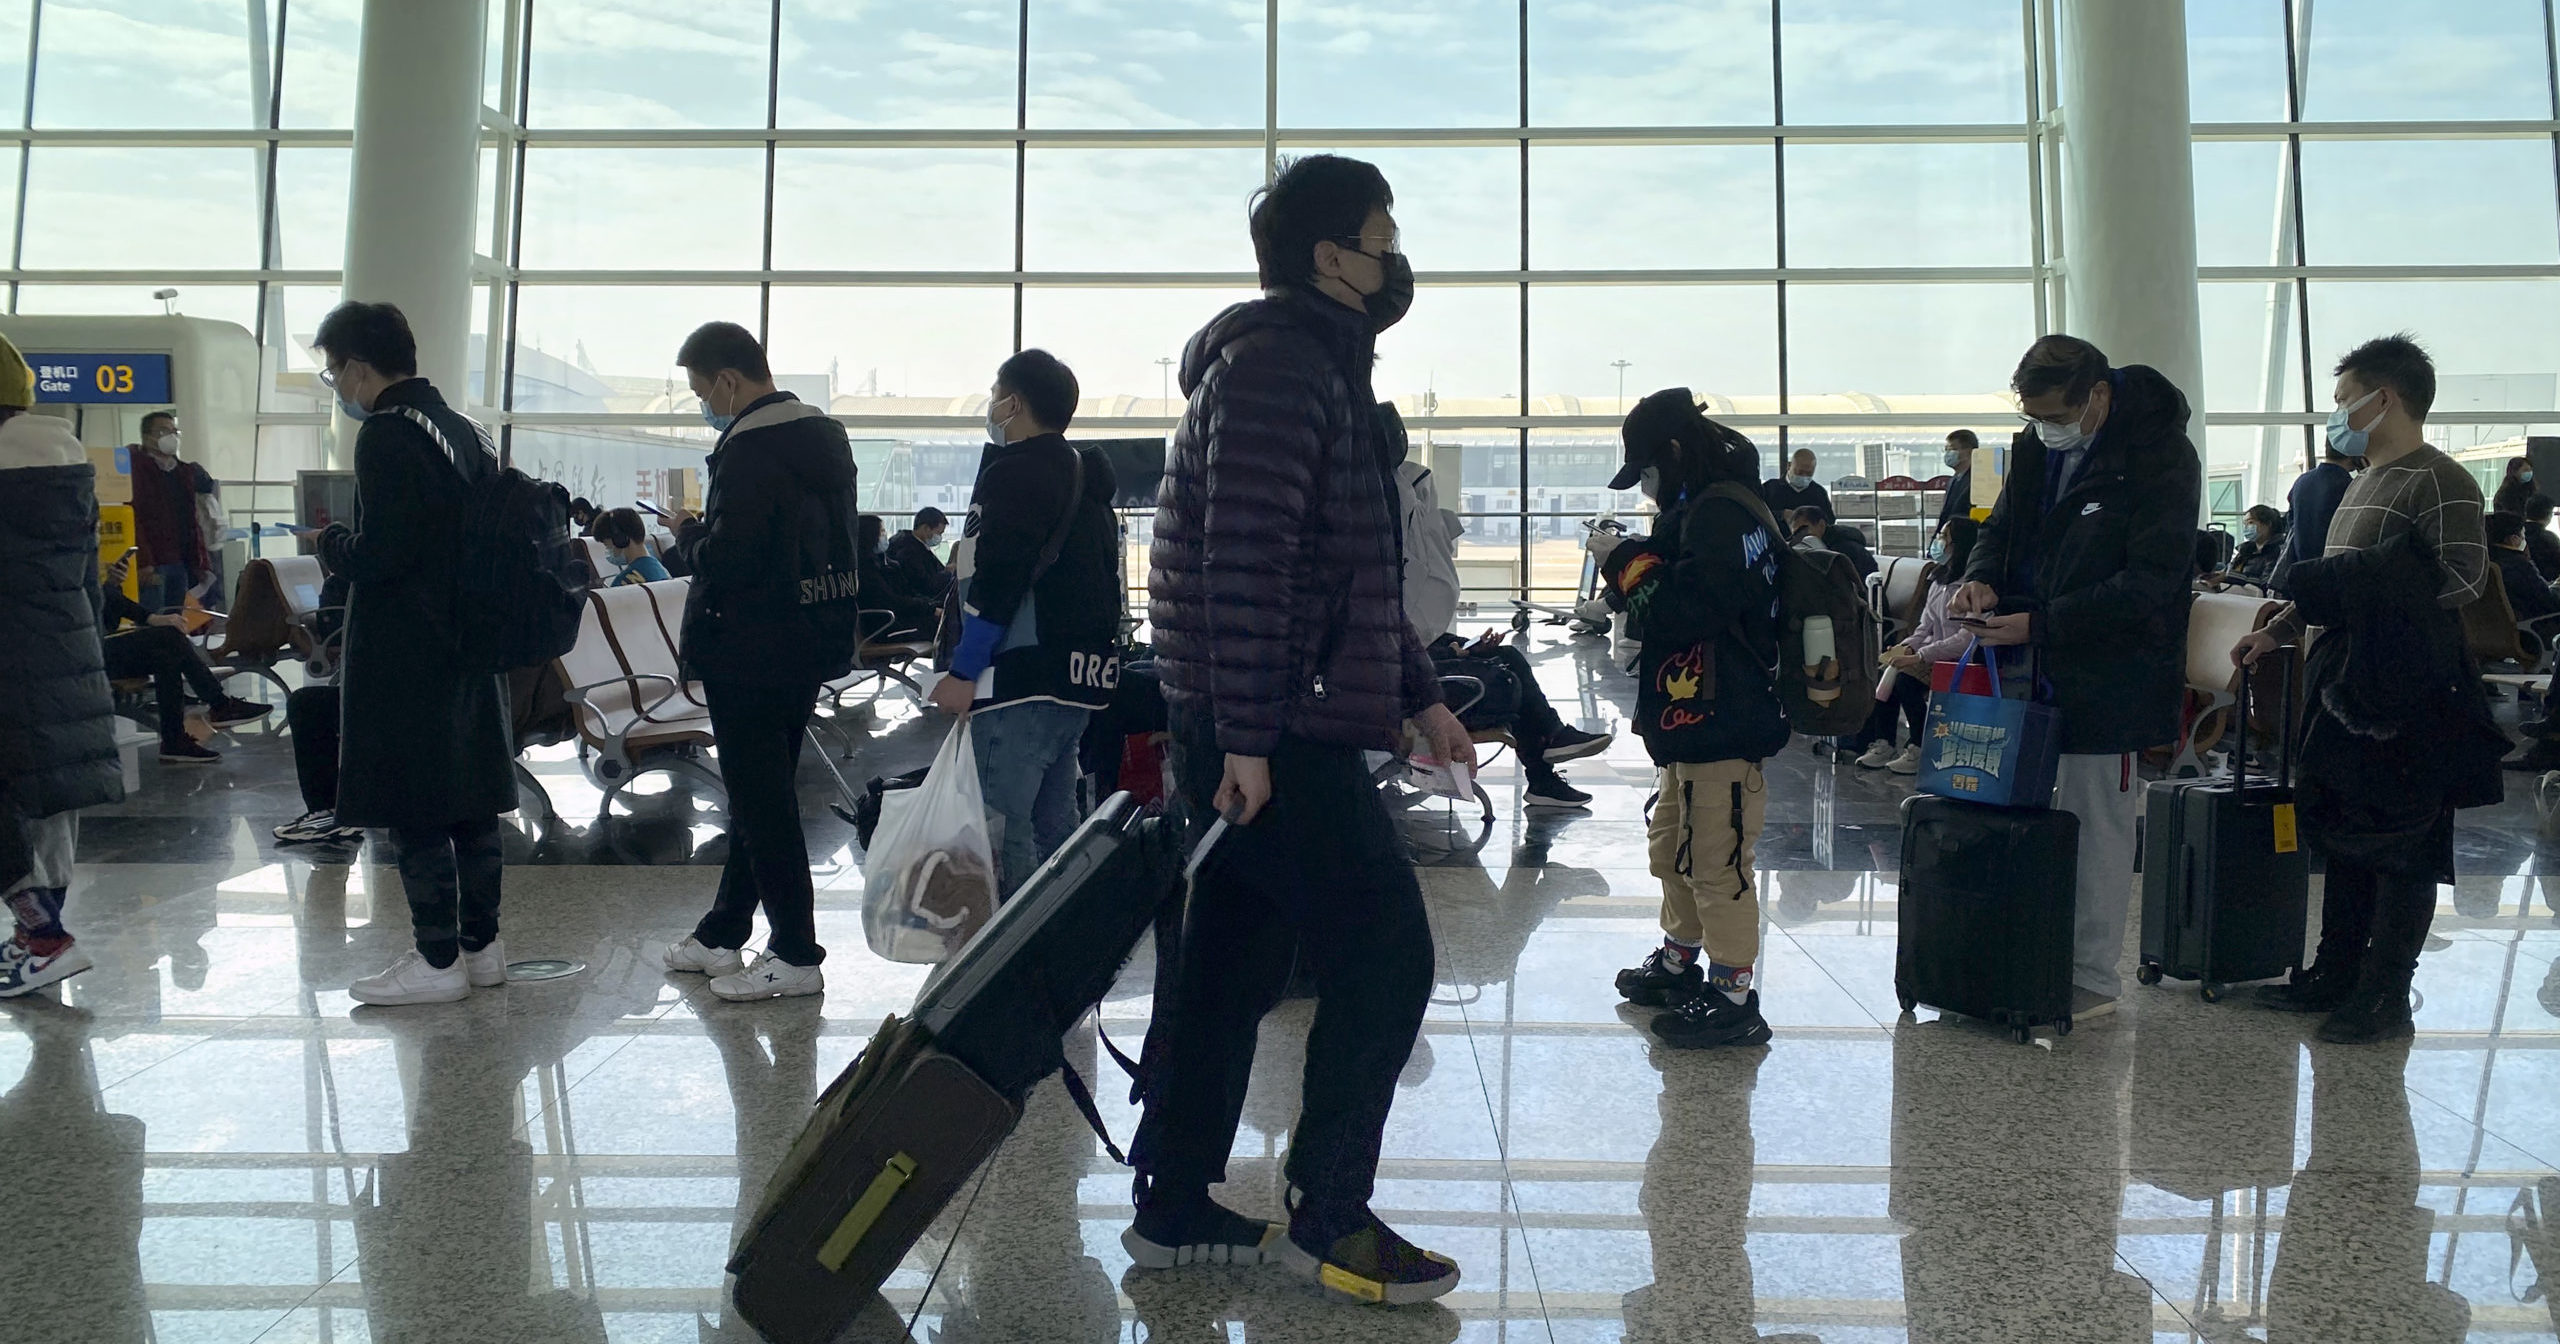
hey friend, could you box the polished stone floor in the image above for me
[14,630,2560,1343]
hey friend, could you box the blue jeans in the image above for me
[971,700,1091,896]
[144,563,193,613]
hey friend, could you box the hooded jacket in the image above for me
[1396,459,1463,643]
[1149,289,1440,756]
[1604,485,1792,767]
[1962,364,2202,755]
[0,410,123,840]
[673,392,863,688]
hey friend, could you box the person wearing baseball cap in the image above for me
[1602,388,1789,1050]
[0,333,121,997]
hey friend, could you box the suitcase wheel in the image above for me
[2199,981,2225,1004]
[2135,962,2163,987]
[2056,1015,2073,1037]
[1896,993,1916,1014]
[2011,1024,2033,1045]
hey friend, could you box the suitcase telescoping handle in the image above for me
[2234,640,2297,791]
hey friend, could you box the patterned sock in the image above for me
[6,887,67,942]
[1707,960,1754,1005]
[1663,939,1701,968]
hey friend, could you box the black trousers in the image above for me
[1433,642,1565,765]
[1130,724,1434,1213]
[101,624,227,745]
[288,685,341,812]
[2313,852,2439,993]
[1854,672,1929,751]
[389,816,504,961]
[692,679,826,966]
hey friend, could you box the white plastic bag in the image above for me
[860,719,999,964]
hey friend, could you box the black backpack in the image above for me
[1703,480,1879,738]
[390,405,589,674]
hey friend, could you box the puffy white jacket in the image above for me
[1396,459,1463,643]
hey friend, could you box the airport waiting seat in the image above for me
[1870,556,1938,648]
[553,576,722,811]
[2167,589,2286,776]
[204,554,340,693]
[578,537,615,588]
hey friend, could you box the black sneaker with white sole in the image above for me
[275,809,365,844]
[160,740,221,765]
[1524,774,1592,809]
[1123,1190,1283,1270]
[1651,989,1773,1049]
[1615,945,1703,1007]
[208,697,273,728]
[1541,725,1613,762]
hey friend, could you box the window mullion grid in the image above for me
[8,0,43,313]
[2282,0,2315,472]
[499,0,534,466]
[1772,0,1789,463]
[758,0,778,343]
[1516,0,1530,604]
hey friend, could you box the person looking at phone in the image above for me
[1948,335,2200,1023]
[97,549,271,763]
[1393,440,1611,808]
[1131,153,1473,1305]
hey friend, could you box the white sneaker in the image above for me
[348,949,470,1006]
[462,939,509,988]
[663,936,745,977]
[1854,741,1897,769]
[1887,742,1924,775]
[708,951,824,1002]
[0,939,93,999]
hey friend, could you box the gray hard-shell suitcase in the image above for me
[2138,649,2309,1001]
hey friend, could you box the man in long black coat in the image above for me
[311,302,515,1008]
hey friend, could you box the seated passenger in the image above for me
[2488,509,2560,624]
[1788,503,1876,579]
[1396,455,1611,809]
[593,507,670,586]
[2207,505,2285,588]
[1853,518,1979,773]
[856,514,941,640]
[2525,494,2560,583]
[884,506,953,600]
[99,552,270,763]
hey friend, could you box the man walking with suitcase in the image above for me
[1949,335,2201,1021]
[2234,335,2504,1044]
[1128,153,1476,1306]
[1602,390,1792,1049]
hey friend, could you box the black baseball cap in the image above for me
[1612,387,1704,491]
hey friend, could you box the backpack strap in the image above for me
[1029,444,1086,590]
[384,403,497,481]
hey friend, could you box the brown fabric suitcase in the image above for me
[727,1014,1019,1344]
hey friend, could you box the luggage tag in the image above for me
[2272,803,2298,854]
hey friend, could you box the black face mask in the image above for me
[1361,251,1414,333]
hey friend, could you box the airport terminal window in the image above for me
[1777,0,2027,126]
[1020,148,1267,273]
[1527,0,1773,126]
[774,150,1021,272]
[1527,146,1778,271]
[1782,142,2033,269]
[1026,0,1263,129]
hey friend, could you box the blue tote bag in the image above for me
[1916,638,2062,809]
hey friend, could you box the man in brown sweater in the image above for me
[2234,333,2491,1043]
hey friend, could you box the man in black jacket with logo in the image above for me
[926,349,1122,895]
[1127,153,1475,1306]
[659,322,862,1003]
[884,506,950,599]
[1951,335,2200,1021]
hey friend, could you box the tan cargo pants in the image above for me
[1646,760,1767,971]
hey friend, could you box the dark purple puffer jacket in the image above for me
[1149,289,1440,756]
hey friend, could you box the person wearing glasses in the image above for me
[308,302,518,1007]
[1129,152,1474,1307]
[1947,334,2201,1024]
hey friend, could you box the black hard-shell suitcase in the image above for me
[1895,793,2080,1043]
[726,792,1182,1344]
[2138,649,2308,1001]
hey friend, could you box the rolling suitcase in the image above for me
[1895,793,2080,1043]
[2137,648,2308,1002]
[726,792,1185,1344]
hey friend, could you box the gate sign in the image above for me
[28,353,172,404]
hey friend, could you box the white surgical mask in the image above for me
[1638,466,1663,501]
[986,396,1014,447]
[2034,411,2092,454]
[1788,470,1813,488]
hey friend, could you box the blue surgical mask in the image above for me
[1927,538,1947,562]
[701,403,734,434]
[337,395,370,422]
[2326,388,2382,459]
[1943,450,1962,471]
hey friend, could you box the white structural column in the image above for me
[2056,0,2207,423]
[339,0,487,458]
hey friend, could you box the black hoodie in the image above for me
[955,431,1123,710]
[672,392,863,687]
[1962,364,2202,755]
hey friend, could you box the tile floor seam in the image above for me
[2398,1080,2560,1177]
[2117,1245,2205,1338]
[1769,920,1899,1034]
[84,984,307,1096]
[1424,893,1563,1343]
